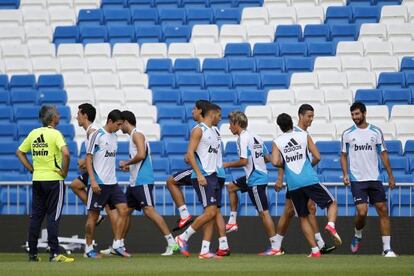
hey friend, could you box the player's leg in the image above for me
[167,170,193,229]
[350,181,369,253]
[307,200,335,254]
[226,176,247,233]
[28,181,47,261]
[70,175,88,205]
[215,209,231,256]
[199,218,218,259]
[273,193,295,253]
[85,210,100,258]
[110,184,129,256]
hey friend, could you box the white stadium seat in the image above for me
[119,72,148,89]
[87,57,116,73]
[168,43,195,60]
[323,89,353,104]
[2,44,29,58]
[57,43,84,58]
[366,105,389,124]
[387,24,414,42]
[392,41,414,60]
[66,87,95,105]
[32,57,60,75]
[296,6,324,27]
[23,9,50,28]
[29,43,56,58]
[63,73,92,89]
[20,0,47,11]
[49,7,76,29]
[112,43,140,58]
[92,73,119,89]
[290,72,318,90]
[264,0,291,7]
[125,104,158,124]
[390,105,414,123]
[0,10,23,27]
[395,122,414,145]
[358,23,387,42]
[5,59,33,75]
[25,25,53,45]
[245,105,273,123]
[94,88,123,104]
[319,0,346,10]
[317,72,348,90]
[373,122,396,140]
[247,123,277,141]
[47,0,74,8]
[140,43,168,62]
[329,104,352,124]
[60,57,88,73]
[115,57,145,74]
[123,88,153,106]
[346,72,376,94]
[267,6,297,27]
[0,27,25,45]
[219,25,247,45]
[294,89,325,105]
[336,41,364,57]
[241,7,268,26]
[312,104,330,123]
[194,43,223,61]
[307,123,336,141]
[267,89,295,105]
[246,25,275,44]
[84,43,111,58]
[291,0,319,7]
[380,6,408,24]
[271,104,299,122]
[370,56,399,74]
[190,25,219,44]
[313,57,342,73]
[363,41,393,57]
[341,57,371,73]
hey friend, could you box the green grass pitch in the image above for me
[1,253,414,276]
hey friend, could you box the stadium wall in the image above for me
[1,216,414,255]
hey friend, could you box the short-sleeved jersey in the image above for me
[341,124,386,182]
[191,122,220,178]
[274,130,319,191]
[87,128,118,185]
[237,130,269,186]
[212,126,226,179]
[128,128,154,186]
[18,127,67,181]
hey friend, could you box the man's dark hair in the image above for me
[107,109,123,123]
[195,100,211,117]
[78,103,96,123]
[209,103,221,111]
[277,113,294,133]
[350,101,366,113]
[298,104,314,116]
[121,110,136,126]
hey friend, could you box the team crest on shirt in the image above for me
[210,197,216,203]
[370,136,376,143]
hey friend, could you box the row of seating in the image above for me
[99,0,263,8]
[0,0,19,9]
[0,74,64,90]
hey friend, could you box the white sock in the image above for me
[355,228,363,239]
[311,246,320,254]
[85,244,94,253]
[165,234,176,246]
[315,232,325,249]
[270,234,283,250]
[120,239,125,248]
[327,222,335,228]
[179,226,196,242]
[112,239,121,249]
[382,236,391,252]
[178,205,190,220]
[219,236,229,250]
[228,212,237,224]
[200,240,210,255]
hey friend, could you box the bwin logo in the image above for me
[208,146,218,154]
[255,151,264,158]
[354,143,372,151]
[105,150,116,157]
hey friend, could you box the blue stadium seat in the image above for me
[149,140,164,157]
[405,72,414,89]
[228,57,256,73]
[0,157,23,172]
[78,9,104,26]
[154,0,180,7]
[330,24,358,44]
[318,158,342,178]
[181,89,209,103]
[0,141,18,157]
[0,106,13,123]
[260,73,289,89]
[0,123,17,141]
[182,0,209,7]
[117,141,129,156]
[303,24,330,42]
[224,43,251,57]
[284,57,314,73]
[279,42,307,57]
[347,0,373,6]
[376,0,402,7]
[275,25,303,42]
[187,8,213,26]
[176,73,204,89]
[103,8,131,25]
[169,157,189,171]
[234,0,263,7]
[232,73,260,89]
[214,8,242,26]
[202,58,228,73]
[378,72,406,89]
[101,0,127,8]
[152,89,180,103]
[383,89,411,110]
[148,73,176,88]
[67,140,78,156]
[128,0,154,8]
[387,156,410,174]
[37,75,64,90]
[9,75,36,91]
[225,141,238,157]
[384,140,403,157]
[252,43,279,57]
[174,58,200,72]
[163,25,191,43]
[0,75,8,90]
[209,89,237,104]
[325,6,352,25]
[147,58,173,73]
[40,90,67,107]
[256,57,284,73]
[210,0,233,8]
[0,90,10,105]
[404,140,414,158]
[80,26,107,44]
[57,106,71,123]
[401,57,414,72]
[132,8,158,25]
[219,104,241,120]
[204,73,232,89]
[0,0,19,9]
[108,25,135,44]
[11,90,38,106]
[238,89,267,105]
[352,7,380,25]
[53,26,80,45]
[315,141,341,158]
[14,106,40,122]
[135,25,163,43]
[159,8,186,25]
[354,89,383,105]
[307,42,335,57]
[153,157,170,175]
[164,140,188,157]
[56,124,75,139]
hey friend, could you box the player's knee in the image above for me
[356,206,368,217]
[166,176,175,188]
[70,180,82,190]
[204,207,217,219]
[308,203,317,215]
[376,203,388,216]
[117,205,129,217]
[227,183,237,193]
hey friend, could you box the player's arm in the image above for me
[120,132,146,171]
[271,141,283,167]
[378,132,395,189]
[223,158,247,168]
[340,133,350,186]
[186,127,206,185]
[79,128,97,170]
[224,133,248,168]
[275,167,284,192]
[307,135,320,166]
[60,145,70,178]
[16,135,34,173]
[86,132,101,194]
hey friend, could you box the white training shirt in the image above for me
[341,124,386,182]
[128,128,154,186]
[212,126,226,178]
[87,128,118,185]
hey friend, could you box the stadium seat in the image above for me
[296,6,324,27]
[308,42,336,57]
[266,89,295,105]
[358,23,387,42]
[181,89,209,104]
[39,90,68,105]
[163,25,191,43]
[279,42,307,57]
[385,140,403,157]
[152,89,180,103]
[224,43,251,57]
[252,43,279,57]
[352,7,380,25]
[303,24,330,42]
[341,57,370,73]
[330,24,358,44]
[336,41,364,57]
[383,89,411,110]
[174,58,200,73]
[346,72,376,92]
[164,141,188,157]
[404,140,414,158]
[157,105,185,123]
[294,89,324,105]
[260,73,289,89]
[204,73,232,89]
[202,58,228,73]
[256,57,284,73]
[354,89,383,105]
[103,8,131,25]
[158,8,186,25]
[209,89,238,104]
[80,26,107,44]
[325,6,352,25]
[147,59,173,73]
[135,26,163,44]
[365,105,389,123]
[191,25,219,44]
[140,43,168,59]
[238,89,267,105]
[313,57,341,73]
[160,122,189,140]
[228,58,256,73]
[285,57,314,73]
[53,26,79,45]
[245,105,272,123]
[275,25,302,42]
[316,141,341,158]
[214,8,242,26]
[101,0,127,8]
[194,43,223,60]
[401,57,414,72]
[108,25,135,44]
[290,72,318,90]
[187,8,213,27]
[267,6,296,28]
[181,0,208,7]
[0,106,13,123]
[378,73,406,89]
[220,25,249,45]
[176,73,205,89]
[78,9,103,26]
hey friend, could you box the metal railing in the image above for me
[0,182,413,217]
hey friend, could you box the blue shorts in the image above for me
[87,184,126,212]
[172,168,192,186]
[234,176,268,212]
[350,181,386,205]
[77,172,89,186]
[233,176,249,193]
[290,183,335,217]
[192,173,220,208]
[126,185,154,211]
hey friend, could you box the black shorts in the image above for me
[77,172,89,186]
[192,173,220,208]
[290,183,335,217]
[217,177,225,208]
[87,184,127,212]
[286,189,291,199]
[247,185,269,212]
[172,168,193,186]
[233,176,249,193]
[350,181,387,205]
[126,185,154,211]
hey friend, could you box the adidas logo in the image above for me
[283,138,301,153]
[33,134,48,148]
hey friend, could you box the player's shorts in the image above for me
[87,184,127,212]
[217,177,225,208]
[350,180,387,205]
[289,183,335,217]
[77,172,89,187]
[285,189,291,199]
[192,173,220,208]
[233,176,249,193]
[126,184,154,211]
[247,185,269,212]
[172,168,193,186]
